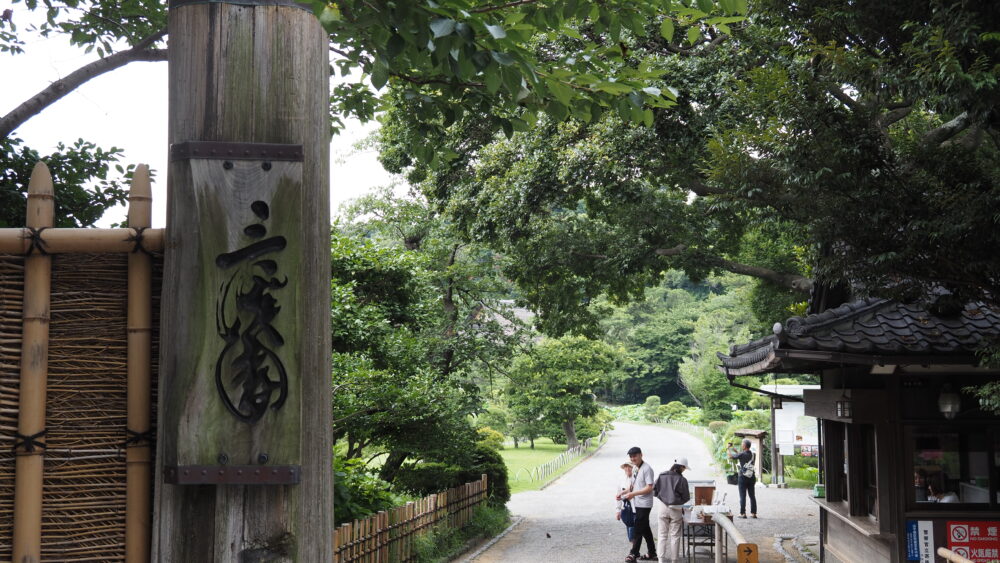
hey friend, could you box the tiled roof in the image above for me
[717,298,1000,375]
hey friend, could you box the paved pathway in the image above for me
[466,422,819,563]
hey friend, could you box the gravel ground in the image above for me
[464,422,819,563]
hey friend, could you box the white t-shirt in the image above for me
[632,461,655,508]
[617,476,633,512]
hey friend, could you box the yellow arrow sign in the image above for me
[737,543,759,563]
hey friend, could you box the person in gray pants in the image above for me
[653,458,691,563]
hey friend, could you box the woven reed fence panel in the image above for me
[0,253,161,561]
[333,475,488,563]
[0,256,24,561]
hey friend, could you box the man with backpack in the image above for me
[728,439,758,518]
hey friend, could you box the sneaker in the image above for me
[640,554,658,561]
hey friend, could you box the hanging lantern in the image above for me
[836,392,852,418]
[771,396,783,410]
[938,385,961,420]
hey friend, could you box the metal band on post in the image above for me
[168,0,313,9]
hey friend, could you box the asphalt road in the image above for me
[466,422,820,563]
[468,421,717,563]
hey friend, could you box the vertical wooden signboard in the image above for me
[163,142,304,481]
[154,0,331,561]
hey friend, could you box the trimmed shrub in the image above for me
[457,444,511,506]
[575,416,603,441]
[476,426,505,451]
[643,395,662,421]
[657,401,687,422]
[394,462,462,496]
[707,421,728,434]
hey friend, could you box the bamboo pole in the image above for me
[125,165,153,563]
[13,162,55,563]
[0,227,164,254]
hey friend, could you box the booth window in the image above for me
[861,425,877,517]
[909,427,995,507]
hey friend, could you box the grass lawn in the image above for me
[501,438,599,494]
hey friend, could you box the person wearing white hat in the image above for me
[652,458,691,563]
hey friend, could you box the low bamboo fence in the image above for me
[512,430,607,483]
[0,162,163,562]
[333,474,488,563]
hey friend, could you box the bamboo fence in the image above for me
[512,431,607,483]
[333,474,489,563]
[0,162,163,562]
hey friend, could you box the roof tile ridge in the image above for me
[783,297,893,337]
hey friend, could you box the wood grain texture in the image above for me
[166,158,303,467]
[154,3,331,561]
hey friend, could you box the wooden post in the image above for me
[13,162,54,563]
[153,0,331,561]
[125,165,153,563]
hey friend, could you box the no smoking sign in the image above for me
[948,521,1000,562]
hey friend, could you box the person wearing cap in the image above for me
[619,447,657,562]
[653,458,691,563]
[616,463,637,541]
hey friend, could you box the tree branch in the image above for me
[702,254,813,292]
[921,111,971,148]
[878,104,913,130]
[657,33,729,57]
[687,178,729,197]
[827,86,858,110]
[654,244,812,292]
[653,244,687,256]
[0,34,167,138]
[470,0,539,14]
[332,407,384,428]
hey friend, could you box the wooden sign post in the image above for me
[153,0,331,561]
[737,542,759,563]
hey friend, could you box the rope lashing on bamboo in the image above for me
[23,227,49,256]
[125,226,155,257]
[0,227,165,254]
[123,428,154,448]
[12,430,47,453]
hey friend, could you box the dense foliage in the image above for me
[378,0,1000,334]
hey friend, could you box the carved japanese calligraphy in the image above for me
[214,200,289,423]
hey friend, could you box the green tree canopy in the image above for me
[506,335,627,447]
[376,0,1000,334]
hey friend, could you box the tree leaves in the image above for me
[430,18,456,39]
[313,0,746,168]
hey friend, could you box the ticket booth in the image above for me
[719,297,1000,562]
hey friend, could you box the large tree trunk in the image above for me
[379,450,410,483]
[562,419,579,449]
